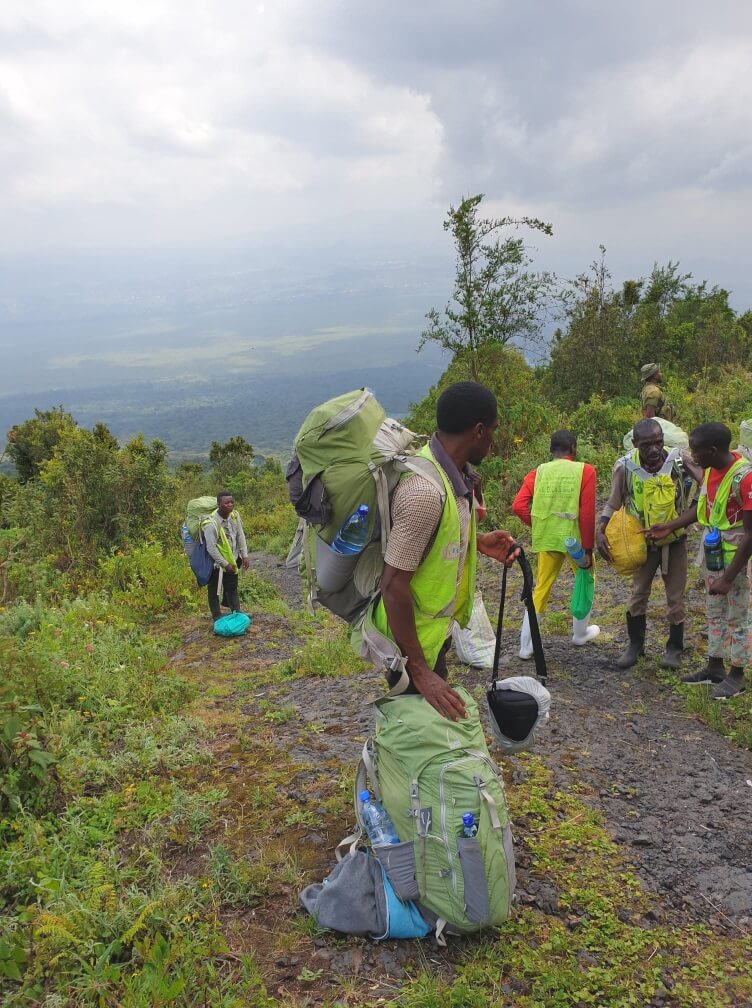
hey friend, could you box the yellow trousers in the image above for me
[533,551,593,613]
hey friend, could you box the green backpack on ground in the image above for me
[341,687,516,942]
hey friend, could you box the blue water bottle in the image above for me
[359,790,400,846]
[564,536,590,569]
[331,505,370,555]
[703,528,724,572]
[180,523,195,557]
[461,813,478,838]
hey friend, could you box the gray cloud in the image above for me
[0,0,750,306]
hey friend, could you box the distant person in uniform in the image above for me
[640,363,674,420]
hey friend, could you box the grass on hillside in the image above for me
[2,544,751,1006]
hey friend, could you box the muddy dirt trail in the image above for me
[171,549,752,1001]
[251,549,752,927]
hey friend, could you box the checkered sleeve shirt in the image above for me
[384,474,471,573]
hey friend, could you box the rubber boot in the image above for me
[682,655,725,685]
[660,622,684,670]
[616,612,646,668]
[572,612,600,646]
[519,610,534,660]
[712,666,747,699]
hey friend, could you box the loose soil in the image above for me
[169,548,752,1004]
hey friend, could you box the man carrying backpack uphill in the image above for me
[372,382,519,722]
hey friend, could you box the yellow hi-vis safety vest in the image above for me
[697,456,752,560]
[623,448,686,546]
[530,458,584,553]
[372,445,477,670]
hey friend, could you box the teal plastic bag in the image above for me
[570,568,594,620]
[379,864,431,940]
[214,612,252,637]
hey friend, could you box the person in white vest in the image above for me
[512,430,599,658]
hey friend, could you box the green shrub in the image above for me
[566,394,637,450]
[405,344,562,460]
[0,692,58,814]
[98,543,198,619]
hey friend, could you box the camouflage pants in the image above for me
[705,565,751,669]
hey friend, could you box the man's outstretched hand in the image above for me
[478,530,521,566]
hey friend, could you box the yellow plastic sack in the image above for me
[605,508,647,576]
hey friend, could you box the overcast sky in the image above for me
[1,0,751,303]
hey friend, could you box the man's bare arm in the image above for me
[380,564,466,721]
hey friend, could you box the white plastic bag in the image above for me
[623,417,688,451]
[452,591,496,668]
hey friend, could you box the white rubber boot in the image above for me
[572,613,600,646]
[519,610,534,660]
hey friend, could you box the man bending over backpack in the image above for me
[597,419,701,670]
[373,382,519,722]
[204,491,250,619]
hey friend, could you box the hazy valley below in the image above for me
[0,248,450,456]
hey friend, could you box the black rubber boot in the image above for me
[660,622,684,670]
[682,656,725,685]
[616,612,646,669]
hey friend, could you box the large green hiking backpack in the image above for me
[185,496,219,540]
[286,389,445,641]
[341,687,516,942]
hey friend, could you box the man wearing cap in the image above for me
[640,364,674,421]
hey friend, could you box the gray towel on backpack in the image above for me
[299,850,387,937]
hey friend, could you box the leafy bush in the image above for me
[27,427,175,572]
[566,395,637,450]
[0,692,58,814]
[406,344,562,460]
[98,543,198,619]
[677,366,752,434]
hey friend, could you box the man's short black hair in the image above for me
[633,418,662,443]
[436,382,497,434]
[216,489,233,504]
[550,429,577,454]
[690,422,732,451]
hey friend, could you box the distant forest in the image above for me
[0,357,444,462]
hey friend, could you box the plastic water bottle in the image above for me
[564,536,590,569]
[180,523,195,557]
[461,813,478,838]
[331,505,369,555]
[359,790,400,846]
[703,528,724,572]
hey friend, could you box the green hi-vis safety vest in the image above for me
[697,456,752,560]
[206,510,240,568]
[623,448,686,547]
[372,444,477,670]
[530,458,584,553]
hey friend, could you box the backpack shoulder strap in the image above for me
[731,463,752,506]
[395,454,448,498]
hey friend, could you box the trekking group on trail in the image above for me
[285,373,751,942]
[185,371,751,941]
